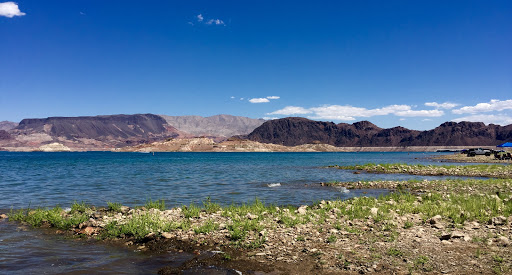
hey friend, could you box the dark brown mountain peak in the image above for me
[246,117,512,147]
[352,120,380,131]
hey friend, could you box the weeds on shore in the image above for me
[107,202,123,212]
[8,188,512,244]
[102,212,173,240]
[10,205,89,230]
[333,163,512,178]
[144,199,165,211]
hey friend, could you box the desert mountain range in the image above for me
[0,114,511,151]
[247,117,512,147]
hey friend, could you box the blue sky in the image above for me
[0,1,511,130]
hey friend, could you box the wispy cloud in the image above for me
[268,106,312,115]
[192,14,225,26]
[249,98,270,103]
[269,104,444,120]
[0,2,25,18]
[452,114,512,126]
[248,96,280,104]
[206,19,225,26]
[452,99,512,114]
[425,102,459,109]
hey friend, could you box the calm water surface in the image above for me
[0,152,461,274]
[0,151,460,209]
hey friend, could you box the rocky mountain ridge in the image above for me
[247,117,512,147]
[160,114,265,139]
[0,121,18,131]
[0,114,265,150]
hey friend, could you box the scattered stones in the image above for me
[297,205,308,215]
[492,216,507,226]
[120,206,130,213]
[496,236,510,247]
[246,213,258,220]
[0,214,8,219]
[370,208,379,216]
[80,226,97,235]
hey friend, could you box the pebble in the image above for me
[161,232,173,239]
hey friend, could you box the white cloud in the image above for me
[267,96,280,100]
[268,106,312,115]
[452,114,512,126]
[230,96,235,99]
[268,104,444,121]
[422,118,433,121]
[452,99,512,114]
[193,14,225,26]
[0,2,25,18]
[206,19,225,25]
[425,102,459,109]
[249,98,270,103]
[394,109,444,117]
[399,118,406,121]
[262,117,279,120]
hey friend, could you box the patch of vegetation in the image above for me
[145,199,166,211]
[107,201,123,212]
[193,219,219,234]
[102,212,171,240]
[327,234,337,243]
[387,247,404,257]
[334,163,512,178]
[404,221,414,229]
[10,205,88,230]
[70,201,89,214]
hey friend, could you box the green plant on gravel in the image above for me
[107,202,123,212]
[223,253,232,261]
[182,203,202,218]
[145,199,166,211]
[246,236,266,249]
[387,247,403,257]
[10,206,88,230]
[193,219,218,234]
[404,221,414,229]
[493,255,504,264]
[327,234,337,243]
[296,236,305,241]
[102,212,172,240]
[203,197,221,214]
[71,201,89,213]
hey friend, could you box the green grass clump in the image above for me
[107,202,123,212]
[194,219,219,234]
[70,201,89,214]
[335,163,512,178]
[327,235,337,243]
[182,203,202,218]
[145,199,166,211]
[10,205,89,230]
[387,247,403,257]
[102,212,172,240]
[203,197,221,214]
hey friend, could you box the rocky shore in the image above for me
[331,163,512,179]
[4,177,512,274]
[432,153,512,164]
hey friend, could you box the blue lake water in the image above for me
[1,151,459,210]
[0,151,467,274]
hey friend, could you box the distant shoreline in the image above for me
[1,145,499,153]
